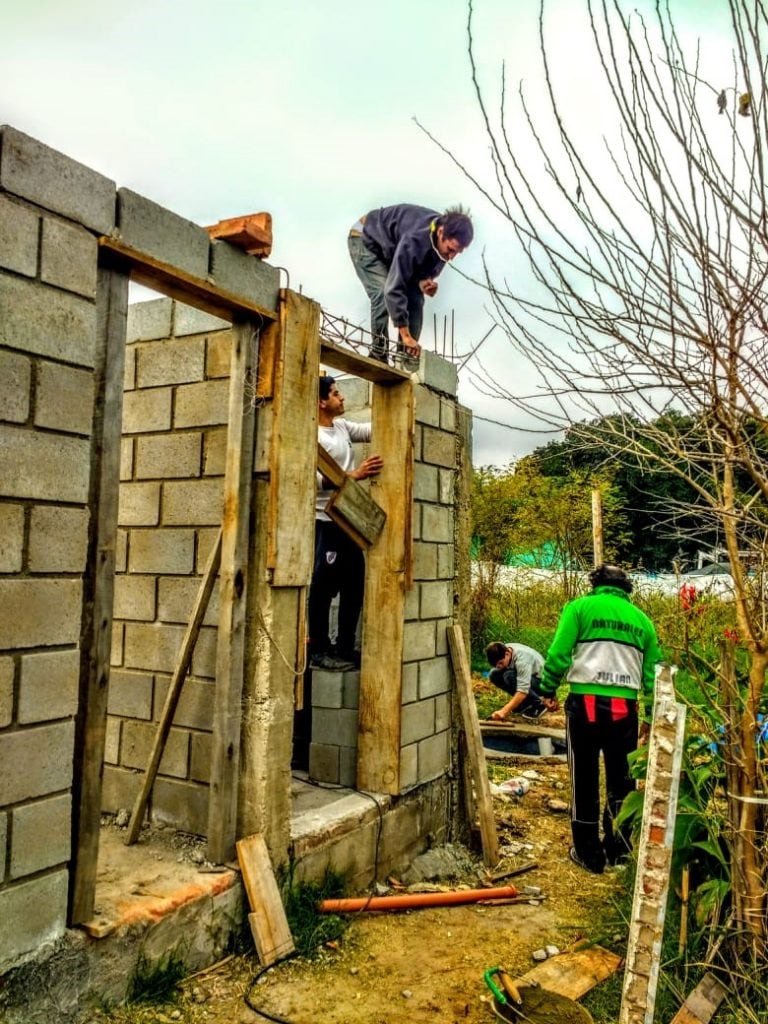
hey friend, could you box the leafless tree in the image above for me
[424,0,768,950]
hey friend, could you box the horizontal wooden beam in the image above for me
[98,236,278,323]
[320,339,410,384]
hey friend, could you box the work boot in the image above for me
[569,846,605,875]
[309,651,354,672]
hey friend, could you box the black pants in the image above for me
[308,520,364,653]
[566,694,638,869]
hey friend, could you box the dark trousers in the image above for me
[308,520,364,654]
[348,234,424,359]
[566,694,638,869]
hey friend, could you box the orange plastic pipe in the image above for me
[318,885,519,913]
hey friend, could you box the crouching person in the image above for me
[485,641,548,721]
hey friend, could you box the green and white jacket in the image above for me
[539,585,661,718]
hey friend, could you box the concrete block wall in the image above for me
[106,299,235,834]
[0,125,112,967]
[309,360,462,792]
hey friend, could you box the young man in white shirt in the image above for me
[308,376,383,671]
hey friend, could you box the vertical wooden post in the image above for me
[619,665,686,1024]
[357,381,413,794]
[208,320,258,863]
[592,487,604,567]
[70,267,128,924]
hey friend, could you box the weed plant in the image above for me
[280,866,348,958]
[125,949,186,1004]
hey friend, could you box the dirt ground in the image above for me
[95,731,628,1024]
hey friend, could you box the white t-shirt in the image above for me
[316,418,372,521]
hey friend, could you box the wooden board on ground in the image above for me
[516,945,622,1001]
[669,972,727,1024]
[480,721,566,742]
[447,623,500,867]
[236,834,295,965]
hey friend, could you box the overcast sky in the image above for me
[1,0,733,465]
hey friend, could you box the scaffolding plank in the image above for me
[237,834,295,965]
[517,946,622,1000]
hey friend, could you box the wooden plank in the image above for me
[357,381,413,794]
[480,721,566,742]
[208,321,258,863]
[325,477,386,547]
[69,267,129,925]
[236,834,295,965]
[267,289,321,586]
[125,530,222,845]
[98,236,277,323]
[516,946,622,1000]
[669,972,727,1024]
[320,338,410,384]
[447,623,500,867]
[206,212,273,257]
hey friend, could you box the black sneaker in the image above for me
[569,846,605,875]
[333,647,361,669]
[310,651,354,672]
[521,702,548,720]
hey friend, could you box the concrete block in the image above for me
[154,676,214,730]
[107,669,153,720]
[121,387,173,434]
[412,541,438,581]
[0,720,74,804]
[126,297,173,343]
[0,579,82,649]
[401,662,418,704]
[401,699,435,745]
[399,743,418,790]
[312,708,359,748]
[0,656,13,728]
[422,504,453,543]
[411,502,421,541]
[40,217,98,298]
[440,397,457,432]
[28,505,89,573]
[438,468,454,505]
[0,194,38,276]
[0,274,96,366]
[190,731,212,782]
[152,777,208,834]
[128,528,195,574]
[419,351,457,397]
[335,376,369,411]
[434,693,451,732]
[124,344,136,390]
[174,380,229,428]
[104,715,120,763]
[101,764,141,813]
[309,743,340,784]
[437,544,455,580]
[0,869,68,966]
[113,574,156,621]
[158,576,219,626]
[135,335,206,388]
[339,746,357,787]
[205,331,232,379]
[118,481,160,526]
[0,125,115,232]
[111,619,124,666]
[413,463,438,502]
[435,619,450,656]
[190,625,217,677]
[422,426,456,469]
[209,240,280,313]
[0,348,31,424]
[117,189,209,278]
[0,503,24,572]
[162,479,223,526]
[311,671,344,709]
[417,729,450,782]
[35,360,94,435]
[18,649,79,724]
[0,811,5,871]
[414,384,440,427]
[203,427,227,476]
[10,793,71,878]
[120,437,134,480]
[404,583,420,621]
[342,672,360,709]
[419,657,452,700]
[403,619,436,662]
[173,302,229,337]
[122,720,189,778]
[123,621,185,673]
[135,432,202,479]
[420,580,452,619]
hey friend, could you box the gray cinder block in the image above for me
[117,188,210,279]
[209,240,280,314]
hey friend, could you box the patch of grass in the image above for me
[126,949,186,1005]
[281,867,349,958]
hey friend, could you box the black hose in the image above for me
[243,952,299,1024]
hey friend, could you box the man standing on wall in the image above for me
[308,375,382,671]
[538,565,661,874]
[348,204,474,363]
